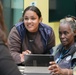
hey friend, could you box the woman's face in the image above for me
[59,23,74,47]
[23,10,41,32]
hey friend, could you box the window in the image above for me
[1,0,24,32]
[49,0,76,22]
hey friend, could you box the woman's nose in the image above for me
[28,19,31,23]
[61,34,65,38]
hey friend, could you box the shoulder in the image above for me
[15,22,24,27]
[72,43,76,59]
[71,52,76,68]
[52,44,62,55]
[9,26,19,37]
[72,52,76,60]
[0,42,21,75]
[0,42,11,57]
[8,26,20,42]
[15,22,26,34]
[39,22,54,35]
[40,22,52,30]
[8,22,25,38]
[15,22,25,31]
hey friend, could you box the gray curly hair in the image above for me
[60,16,76,42]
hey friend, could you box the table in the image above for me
[73,67,76,75]
[18,66,50,75]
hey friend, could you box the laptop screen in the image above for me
[24,54,54,67]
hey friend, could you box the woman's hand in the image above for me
[48,61,73,75]
[20,54,25,62]
[20,50,32,63]
[22,50,32,55]
[48,61,63,75]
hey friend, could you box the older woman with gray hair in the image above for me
[48,16,76,75]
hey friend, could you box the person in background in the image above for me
[8,6,55,65]
[48,16,76,75]
[0,1,22,75]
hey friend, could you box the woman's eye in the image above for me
[31,18,35,20]
[59,32,62,35]
[24,18,28,20]
[64,32,68,35]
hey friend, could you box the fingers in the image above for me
[48,62,60,75]
[20,50,32,62]
[20,54,25,62]
[22,50,31,55]
[49,61,56,65]
[48,64,57,70]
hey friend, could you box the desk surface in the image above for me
[18,66,50,75]
[73,71,76,75]
[18,66,76,75]
[73,67,76,75]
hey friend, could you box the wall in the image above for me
[11,0,24,25]
[24,0,60,45]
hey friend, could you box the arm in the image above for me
[47,28,55,54]
[8,27,32,64]
[8,27,22,64]
[0,44,22,75]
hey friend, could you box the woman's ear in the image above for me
[74,30,76,36]
[39,17,43,23]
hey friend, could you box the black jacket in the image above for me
[15,22,55,53]
[0,41,22,75]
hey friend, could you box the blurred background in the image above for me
[1,0,76,45]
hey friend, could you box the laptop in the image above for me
[24,54,54,66]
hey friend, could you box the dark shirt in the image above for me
[0,41,22,75]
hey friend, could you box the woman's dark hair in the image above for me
[22,6,42,19]
[0,1,6,32]
[0,1,7,44]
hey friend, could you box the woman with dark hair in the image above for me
[0,1,22,75]
[8,6,55,65]
[48,16,76,75]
